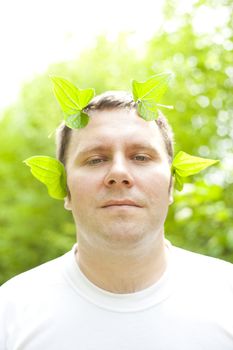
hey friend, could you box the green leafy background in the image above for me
[1,0,233,284]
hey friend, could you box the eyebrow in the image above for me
[76,145,110,158]
[76,142,161,159]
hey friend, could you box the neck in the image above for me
[75,233,169,294]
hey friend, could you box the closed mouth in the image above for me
[101,200,142,208]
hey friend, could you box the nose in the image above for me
[104,155,134,188]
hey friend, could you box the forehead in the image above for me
[68,109,167,157]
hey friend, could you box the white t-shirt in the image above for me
[0,241,232,350]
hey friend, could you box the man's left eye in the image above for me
[133,155,150,161]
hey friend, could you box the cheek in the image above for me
[67,171,101,204]
[136,166,171,197]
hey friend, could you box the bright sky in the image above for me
[0,0,230,112]
[0,0,163,111]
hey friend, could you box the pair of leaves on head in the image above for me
[51,76,94,129]
[24,152,219,200]
[132,72,174,121]
[51,72,173,128]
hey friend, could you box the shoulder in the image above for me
[0,250,71,302]
[173,245,232,268]
[171,245,233,289]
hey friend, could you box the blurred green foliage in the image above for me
[1,0,233,284]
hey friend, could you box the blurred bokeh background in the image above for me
[0,0,233,285]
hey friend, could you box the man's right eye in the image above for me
[87,158,106,165]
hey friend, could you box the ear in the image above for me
[168,175,174,205]
[169,190,174,205]
[64,196,72,211]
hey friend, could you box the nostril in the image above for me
[123,180,129,184]
[109,179,116,185]
[108,179,130,185]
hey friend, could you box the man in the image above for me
[0,91,233,349]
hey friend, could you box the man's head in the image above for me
[56,91,174,248]
[56,91,174,169]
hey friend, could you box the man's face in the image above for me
[65,108,173,247]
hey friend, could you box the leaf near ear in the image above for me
[174,171,184,191]
[172,151,219,178]
[24,156,67,200]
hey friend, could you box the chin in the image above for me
[100,225,150,245]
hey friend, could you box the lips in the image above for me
[101,199,142,208]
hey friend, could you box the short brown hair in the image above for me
[56,91,174,167]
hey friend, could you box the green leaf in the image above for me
[172,151,219,191]
[137,100,159,121]
[132,72,172,101]
[132,72,173,120]
[174,172,184,191]
[24,156,67,200]
[66,111,89,129]
[50,76,94,127]
[172,151,219,177]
